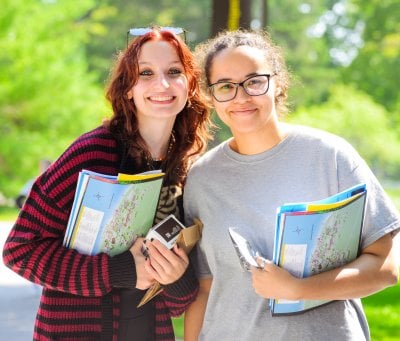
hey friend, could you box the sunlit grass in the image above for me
[362,282,400,340]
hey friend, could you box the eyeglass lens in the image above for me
[126,26,186,47]
[210,74,271,102]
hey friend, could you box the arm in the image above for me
[252,233,399,301]
[184,277,212,341]
[2,130,139,296]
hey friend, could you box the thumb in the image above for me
[255,256,272,270]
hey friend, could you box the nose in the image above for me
[233,85,250,102]
[154,74,170,89]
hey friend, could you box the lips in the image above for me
[231,108,257,115]
[148,95,175,103]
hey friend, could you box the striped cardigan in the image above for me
[2,126,199,340]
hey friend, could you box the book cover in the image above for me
[63,169,164,256]
[270,184,367,315]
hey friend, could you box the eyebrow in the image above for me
[213,72,260,83]
[138,60,182,66]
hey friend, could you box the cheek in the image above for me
[175,77,189,93]
[213,102,229,121]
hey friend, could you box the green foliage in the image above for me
[85,0,211,83]
[343,0,400,114]
[268,0,338,108]
[0,0,108,196]
[290,85,400,178]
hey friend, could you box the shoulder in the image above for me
[188,141,227,174]
[290,124,350,147]
[289,124,360,157]
[70,126,117,149]
[41,126,120,194]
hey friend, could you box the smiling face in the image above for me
[128,40,189,124]
[209,45,279,138]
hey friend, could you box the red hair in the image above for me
[104,29,211,185]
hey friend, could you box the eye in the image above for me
[139,69,153,77]
[216,83,234,92]
[168,68,183,77]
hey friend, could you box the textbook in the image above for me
[229,184,367,315]
[270,183,367,315]
[63,169,164,256]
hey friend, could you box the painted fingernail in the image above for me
[150,238,154,242]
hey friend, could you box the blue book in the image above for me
[63,169,164,256]
[270,184,367,315]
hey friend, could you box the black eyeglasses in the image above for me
[126,26,186,47]
[209,74,274,102]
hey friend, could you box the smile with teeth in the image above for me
[148,95,175,103]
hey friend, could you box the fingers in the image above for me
[255,256,272,271]
[143,239,188,285]
[129,237,145,257]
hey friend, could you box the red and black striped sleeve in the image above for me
[2,126,138,296]
[161,262,199,317]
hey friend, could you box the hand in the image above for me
[129,237,156,290]
[144,239,189,285]
[251,257,300,300]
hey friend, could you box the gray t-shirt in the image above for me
[184,125,400,341]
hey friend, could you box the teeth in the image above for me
[149,96,173,102]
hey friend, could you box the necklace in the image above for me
[145,132,175,169]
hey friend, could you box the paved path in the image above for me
[0,221,41,340]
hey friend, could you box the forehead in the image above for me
[210,46,271,81]
[138,40,181,64]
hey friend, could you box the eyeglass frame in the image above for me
[208,74,275,102]
[126,26,187,48]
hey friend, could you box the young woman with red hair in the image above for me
[3,27,211,340]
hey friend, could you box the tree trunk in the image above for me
[211,0,230,37]
[211,0,269,37]
[239,0,251,29]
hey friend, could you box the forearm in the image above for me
[253,234,399,301]
[184,277,211,341]
[3,187,137,296]
[297,234,399,300]
[299,251,398,300]
[162,264,199,317]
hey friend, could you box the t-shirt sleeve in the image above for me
[336,140,400,248]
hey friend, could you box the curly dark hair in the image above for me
[194,29,291,116]
[104,28,211,185]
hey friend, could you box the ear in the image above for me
[126,89,133,100]
[274,84,282,97]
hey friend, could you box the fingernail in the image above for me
[143,240,147,244]
[145,257,148,261]
[176,244,180,249]
[150,238,154,242]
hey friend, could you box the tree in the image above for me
[211,0,267,36]
[291,85,400,179]
[341,0,400,116]
[0,0,106,197]
[85,0,211,83]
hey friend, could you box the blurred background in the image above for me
[0,0,399,340]
[1,0,399,202]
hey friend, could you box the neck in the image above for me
[139,118,175,160]
[230,122,290,155]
